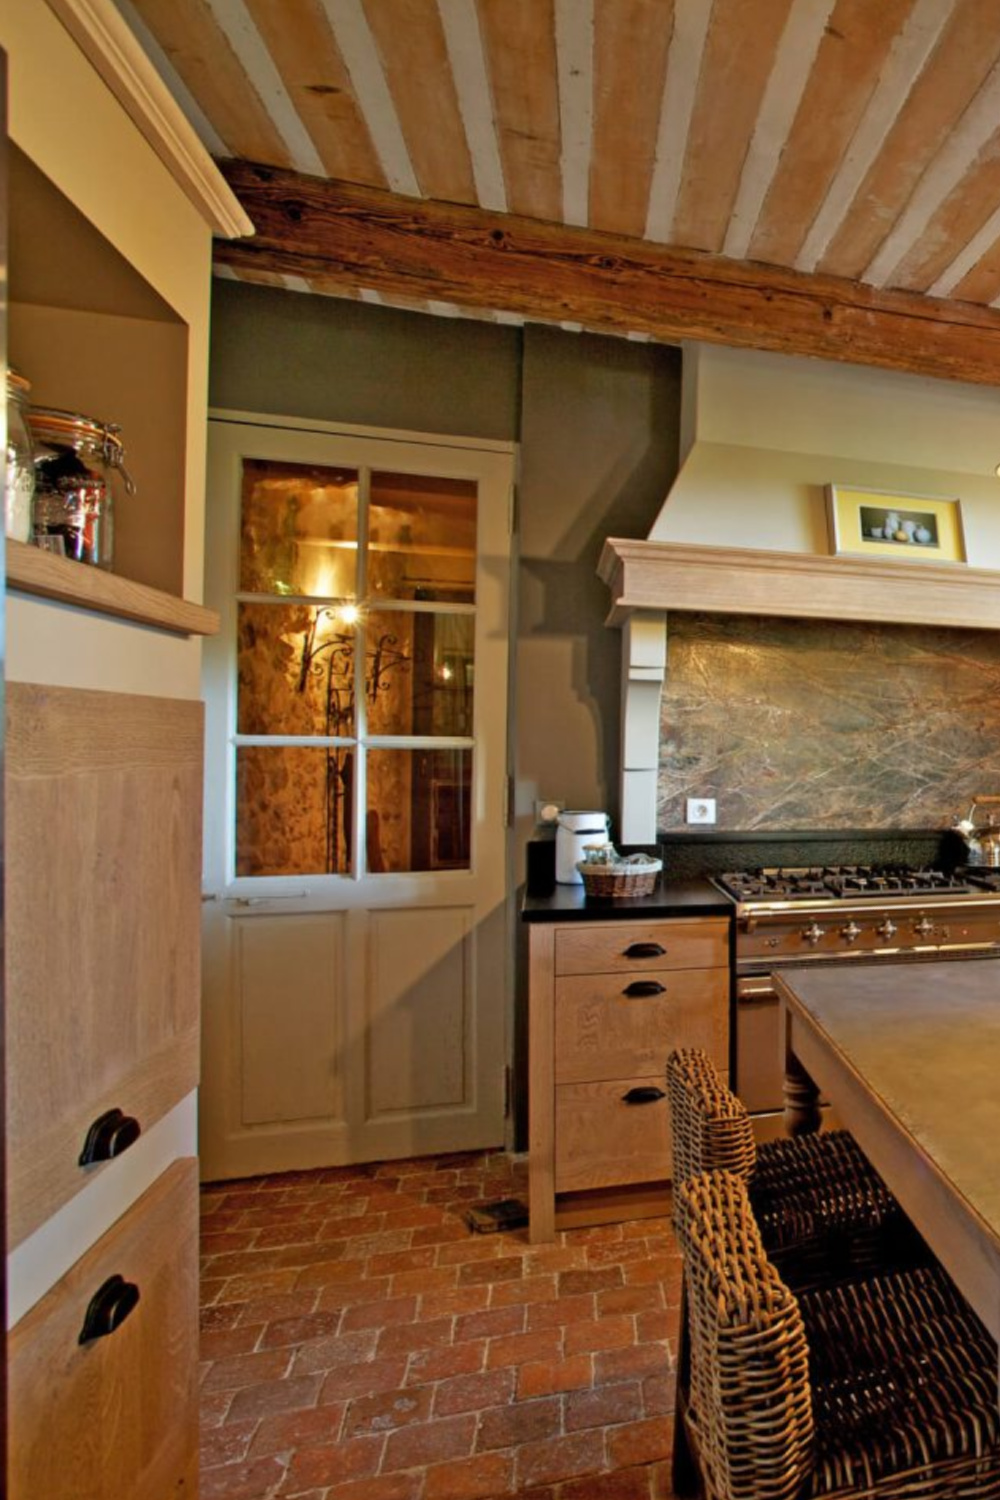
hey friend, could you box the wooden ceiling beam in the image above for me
[216,159,1000,387]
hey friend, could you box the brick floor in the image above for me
[199,1151,679,1499]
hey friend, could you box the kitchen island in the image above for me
[775,957,1000,1356]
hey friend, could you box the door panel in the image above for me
[200,416,514,1179]
[239,914,345,1127]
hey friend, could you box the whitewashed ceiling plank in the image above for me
[589,0,673,239]
[362,0,477,203]
[436,0,508,210]
[555,0,594,227]
[744,0,911,266]
[795,0,952,273]
[477,0,563,222]
[205,0,327,172]
[892,132,1000,293]
[317,0,420,193]
[644,0,712,242]
[863,56,1000,287]
[672,0,795,254]
[242,0,387,183]
[724,0,834,261]
[129,0,299,164]
[116,0,231,156]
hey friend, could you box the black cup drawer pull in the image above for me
[78,1275,141,1344]
[622,942,666,959]
[623,980,666,997]
[621,1085,666,1105]
[79,1108,141,1166]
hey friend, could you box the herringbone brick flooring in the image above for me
[198,1151,679,1499]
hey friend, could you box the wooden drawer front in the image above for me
[555,967,728,1084]
[554,918,728,977]
[555,1076,671,1192]
[9,1158,199,1500]
[6,683,203,1249]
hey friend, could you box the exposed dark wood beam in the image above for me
[217,159,1000,387]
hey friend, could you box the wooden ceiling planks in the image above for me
[128,0,296,166]
[672,0,795,254]
[240,0,385,184]
[747,0,912,268]
[890,138,1000,294]
[589,0,674,239]
[817,0,1000,283]
[363,0,477,204]
[477,0,562,223]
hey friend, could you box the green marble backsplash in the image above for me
[657,613,1000,830]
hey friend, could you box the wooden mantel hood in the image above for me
[598,538,1000,632]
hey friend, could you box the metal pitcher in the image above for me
[958,796,1000,867]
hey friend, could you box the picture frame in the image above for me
[825,486,966,564]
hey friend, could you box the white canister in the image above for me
[555,811,610,884]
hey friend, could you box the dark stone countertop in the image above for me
[521,876,732,922]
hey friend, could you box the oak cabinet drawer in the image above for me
[555,967,727,1084]
[8,1158,199,1500]
[554,918,728,977]
[555,1076,671,1192]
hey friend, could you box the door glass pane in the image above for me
[237,746,355,876]
[238,602,357,737]
[369,472,477,601]
[366,611,474,737]
[241,459,359,597]
[368,748,472,873]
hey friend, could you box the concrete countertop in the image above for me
[521,876,732,922]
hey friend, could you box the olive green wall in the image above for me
[208,282,683,1148]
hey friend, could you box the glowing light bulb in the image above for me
[338,602,360,626]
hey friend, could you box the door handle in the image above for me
[622,980,666,997]
[621,1085,666,1105]
[79,1108,141,1166]
[622,942,666,959]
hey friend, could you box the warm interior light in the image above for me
[994,462,1000,478]
[337,602,361,626]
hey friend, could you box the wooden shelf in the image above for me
[599,537,1000,631]
[6,540,219,637]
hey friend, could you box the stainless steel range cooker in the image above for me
[712,863,1000,1135]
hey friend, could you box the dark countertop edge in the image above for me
[521,877,732,922]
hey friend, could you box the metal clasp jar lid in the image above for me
[29,407,136,495]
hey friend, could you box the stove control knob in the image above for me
[913,915,936,938]
[802,922,826,946]
[876,918,897,941]
[840,921,862,944]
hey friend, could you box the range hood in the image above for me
[602,344,1000,841]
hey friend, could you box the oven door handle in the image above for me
[736,978,776,1003]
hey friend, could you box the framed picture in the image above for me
[826,486,966,564]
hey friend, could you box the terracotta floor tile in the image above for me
[199,1149,680,1500]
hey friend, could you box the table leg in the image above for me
[783,1014,822,1135]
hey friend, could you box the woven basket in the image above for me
[578,858,661,899]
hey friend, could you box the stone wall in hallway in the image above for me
[657,613,1000,830]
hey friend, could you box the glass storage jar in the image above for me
[5,370,35,543]
[29,407,134,569]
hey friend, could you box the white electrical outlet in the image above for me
[686,797,717,825]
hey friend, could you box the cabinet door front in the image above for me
[555,968,728,1083]
[8,1159,199,1500]
[6,683,203,1248]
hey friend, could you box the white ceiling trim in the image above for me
[318,0,420,196]
[436,0,508,212]
[864,54,1000,288]
[723,0,835,260]
[555,0,594,227]
[794,0,953,273]
[205,0,326,175]
[644,0,711,242]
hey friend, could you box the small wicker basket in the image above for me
[578,855,662,899]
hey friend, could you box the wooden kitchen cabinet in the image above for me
[528,914,729,1241]
[0,1,246,1491]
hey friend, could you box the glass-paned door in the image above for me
[200,416,514,1180]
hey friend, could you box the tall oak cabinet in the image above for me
[0,2,249,1493]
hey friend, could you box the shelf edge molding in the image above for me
[7,540,220,637]
[43,0,253,240]
[598,537,1000,632]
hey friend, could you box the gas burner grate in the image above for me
[715,865,974,903]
